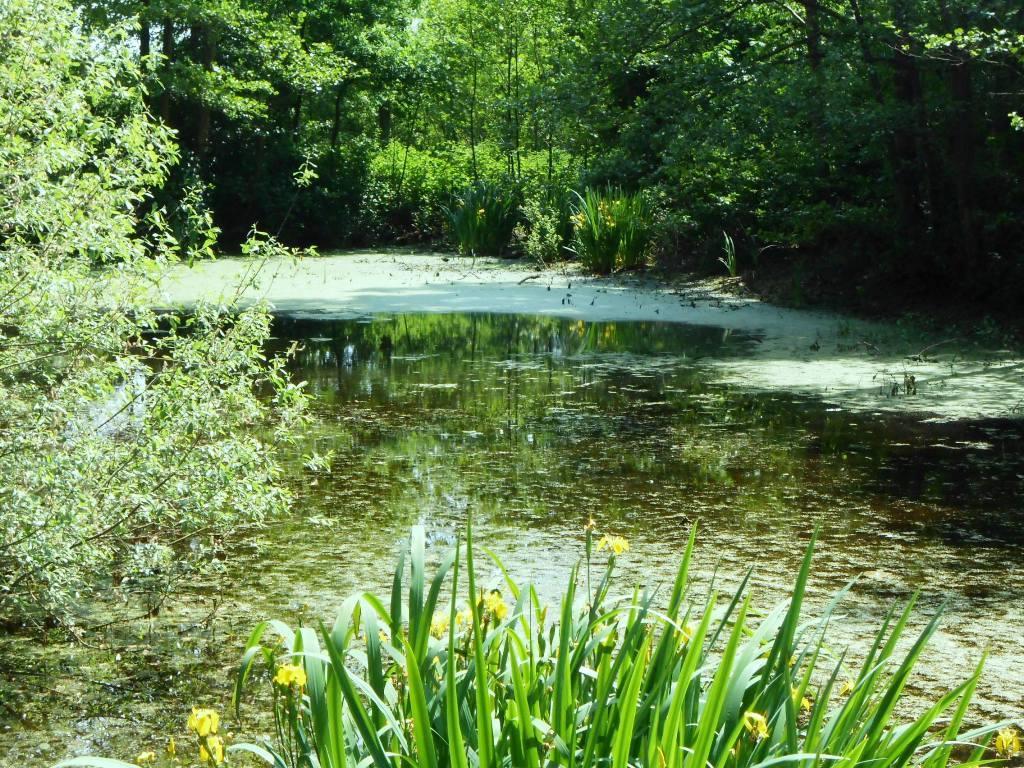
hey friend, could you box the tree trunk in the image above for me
[466,11,479,181]
[139,1,150,60]
[849,0,920,254]
[798,0,828,167]
[377,103,392,146]
[886,0,931,261]
[513,29,522,181]
[193,23,216,163]
[799,0,824,73]
[159,18,174,125]
[937,0,978,278]
[948,56,978,277]
[469,58,479,180]
[331,87,344,148]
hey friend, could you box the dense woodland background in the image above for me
[79,0,1024,313]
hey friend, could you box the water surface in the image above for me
[2,312,1022,765]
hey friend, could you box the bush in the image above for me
[515,189,573,264]
[205,524,1010,768]
[570,187,653,273]
[363,143,580,249]
[363,142,473,242]
[444,181,519,256]
[0,0,305,625]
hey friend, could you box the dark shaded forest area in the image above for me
[85,0,1024,313]
[81,1,1024,313]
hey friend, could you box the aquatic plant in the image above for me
[444,181,518,256]
[570,187,652,273]
[203,523,1011,768]
[720,231,739,277]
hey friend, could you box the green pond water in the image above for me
[2,312,1023,765]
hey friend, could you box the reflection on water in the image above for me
[3,313,1022,764]
[264,313,1023,714]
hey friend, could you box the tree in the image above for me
[0,0,306,626]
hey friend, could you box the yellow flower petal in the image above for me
[596,534,629,555]
[742,711,769,740]
[995,728,1021,758]
[188,707,219,737]
[200,734,225,765]
[273,663,307,689]
[429,612,450,639]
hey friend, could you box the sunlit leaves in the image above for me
[0,0,305,624]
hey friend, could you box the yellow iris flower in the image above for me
[680,622,696,644]
[136,751,156,765]
[273,663,307,689]
[188,707,220,737]
[995,728,1021,758]
[484,590,508,621]
[791,686,813,713]
[429,612,450,639]
[200,734,225,765]
[597,534,629,555]
[743,711,769,740]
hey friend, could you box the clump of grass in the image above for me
[720,230,738,276]
[213,523,1012,768]
[569,187,652,273]
[444,181,518,256]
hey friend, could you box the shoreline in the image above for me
[155,251,1024,423]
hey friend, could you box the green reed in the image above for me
[216,524,1012,768]
[569,187,652,273]
[444,181,518,257]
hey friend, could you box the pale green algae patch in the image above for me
[156,252,1024,423]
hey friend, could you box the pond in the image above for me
[2,311,1022,765]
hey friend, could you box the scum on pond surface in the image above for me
[2,312,1022,766]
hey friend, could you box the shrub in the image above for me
[363,142,473,242]
[516,189,573,264]
[363,143,579,249]
[444,181,519,256]
[208,524,1010,768]
[0,0,305,625]
[570,187,653,273]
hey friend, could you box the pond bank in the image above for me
[156,251,1024,423]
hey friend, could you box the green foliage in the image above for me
[516,190,572,264]
[364,142,475,242]
[364,142,577,246]
[444,181,519,256]
[720,232,739,277]
[222,524,1008,768]
[570,187,653,274]
[61,0,1024,309]
[0,0,305,624]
